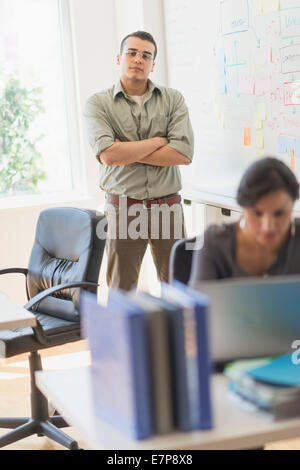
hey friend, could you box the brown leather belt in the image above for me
[106,192,181,209]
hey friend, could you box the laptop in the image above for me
[193,276,300,362]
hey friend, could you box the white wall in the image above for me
[142,0,168,85]
[114,0,144,43]
[70,0,119,204]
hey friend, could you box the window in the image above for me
[0,0,84,202]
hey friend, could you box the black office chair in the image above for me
[0,207,106,449]
[169,236,197,284]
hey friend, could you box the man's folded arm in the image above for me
[139,145,191,166]
[139,90,195,167]
[100,137,168,166]
[84,96,168,166]
[135,90,194,167]
[84,90,193,167]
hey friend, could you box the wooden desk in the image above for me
[0,292,36,330]
[35,366,300,450]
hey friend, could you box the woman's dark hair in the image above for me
[237,157,299,207]
[120,31,157,59]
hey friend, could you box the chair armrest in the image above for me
[0,268,28,276]
[24,281,99,311]
[0,268,30,301]
[26,281,98,346]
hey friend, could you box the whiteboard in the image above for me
[163,0,300,200]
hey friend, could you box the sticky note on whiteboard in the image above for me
[255,78,265,96]
[295,139,300,158]
[257,103,267,120]
[286,137,296,153]
[218,112,225,128]
[244,127,251,146]
[263,0,280,13]
[254,114,263,129]
[255,76,272,96]
[291,149,295,170]
[255,131,264,148]
[278,135,288,153]
[238,77,255,95]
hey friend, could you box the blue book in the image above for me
[246,353,300,387]
[161,282,213,431]
[140,292,191,432]
[125,292,174,435]
[80,290,153,439]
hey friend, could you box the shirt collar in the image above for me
[113,79,161,100]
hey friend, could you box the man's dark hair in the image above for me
[120,31,157,60]
[237,157,299,207]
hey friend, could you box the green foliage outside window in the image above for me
[0,74,46,195]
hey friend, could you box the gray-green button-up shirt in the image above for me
[84,79,194,200]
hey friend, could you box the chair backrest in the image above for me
[27,207,106,322]
[169,236,197,285]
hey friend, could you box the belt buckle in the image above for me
[143,197,156,209]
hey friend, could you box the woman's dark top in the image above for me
[189,218,300,284]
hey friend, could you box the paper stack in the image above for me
[225,354,300,420]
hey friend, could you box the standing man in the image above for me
[84,31,194,291]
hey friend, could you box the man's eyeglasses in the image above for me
[124,50,153,62]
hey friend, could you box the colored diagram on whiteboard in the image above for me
[164,0,300,196]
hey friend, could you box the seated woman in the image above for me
[189,157,300,284]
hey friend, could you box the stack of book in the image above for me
[225,354,300,420]
[80,281,213,440]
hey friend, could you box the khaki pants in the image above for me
[104,202,186,291]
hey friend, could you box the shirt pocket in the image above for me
[148,113,169,137]
[117,115,139,140]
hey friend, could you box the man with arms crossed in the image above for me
[84,31,194,291]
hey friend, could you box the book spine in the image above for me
[147,310,173,434]
[182,306,200,430]
[173,282,213,430]
[128,314,153,439]
[167,309,191,431]
[195,303,213,430]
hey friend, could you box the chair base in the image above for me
[0,351,80,450]
[0,417,79,449]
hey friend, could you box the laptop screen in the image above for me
[193,276,300,361]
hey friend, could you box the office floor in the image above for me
[0,339,299,450]
[0,340,90,450]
